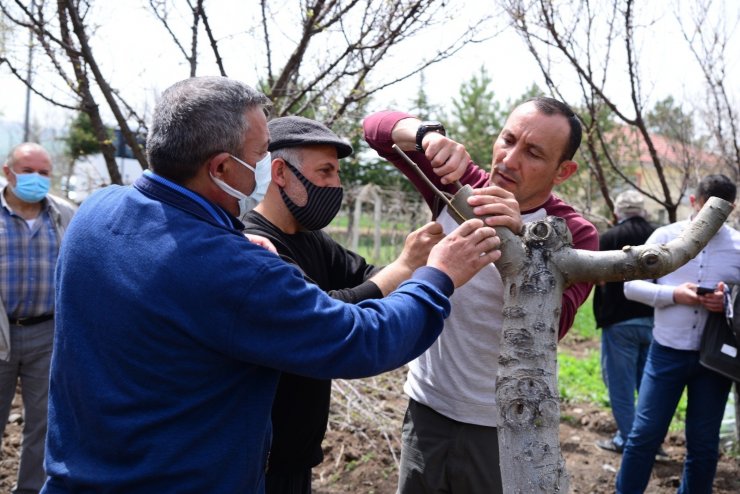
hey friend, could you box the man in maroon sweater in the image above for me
[364,97,598,494]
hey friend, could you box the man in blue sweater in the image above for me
[41,76,502,494]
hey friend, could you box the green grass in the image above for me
[558,351,610,407]
[559,296,688,431]
[568,296,599,339]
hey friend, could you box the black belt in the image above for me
[9,314,54,326]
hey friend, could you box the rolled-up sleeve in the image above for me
[624,279,675,308]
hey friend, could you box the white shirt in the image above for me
[404,206,547,426]
[624,219,740,351]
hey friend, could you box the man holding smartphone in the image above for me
[617,174,740,493]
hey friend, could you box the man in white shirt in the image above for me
[617,174,740,494]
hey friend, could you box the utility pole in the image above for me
[22,0,36,141]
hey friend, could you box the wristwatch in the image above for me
[415,121,446,151]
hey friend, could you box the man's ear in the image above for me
[553,160,578,185]
[272,158,289,187]
[207,152,231,178]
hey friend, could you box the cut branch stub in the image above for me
[449,185,524,278]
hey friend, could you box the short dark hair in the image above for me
[526,96,583,163]
[696,174,736,203]
[147,77,271,183]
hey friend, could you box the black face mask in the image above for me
[279,160,344,231]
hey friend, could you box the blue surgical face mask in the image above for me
[10,170,51,203]
[210,152,272,216]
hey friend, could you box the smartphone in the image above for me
[696,286,714,295]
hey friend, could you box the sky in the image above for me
[0,1,737,144]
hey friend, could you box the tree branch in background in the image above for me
[187,0,200,77]
[501,0,708,222]
[261,0,272,86]
[148,0,191,66]
[263,0,499,124]
[64,0,148,170]
[198,0,226,76]
[678,0,740,181]
[56,0,122,184]
[0,56,77,110]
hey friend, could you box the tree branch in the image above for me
[199,1,226,76]
[557,197,732,284]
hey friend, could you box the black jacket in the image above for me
[242,210,382,471]
[593,216,656,328]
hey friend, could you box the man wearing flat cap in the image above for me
[242,115,445,493]
[593,189,665,458]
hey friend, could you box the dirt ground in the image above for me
[313,394,740,494]
[2,336,738,493]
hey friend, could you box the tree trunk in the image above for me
[373,190,382,262]
[497,218,569,492]
[449,186,733,492]
[64,2,148,170]
[56,1,122,185]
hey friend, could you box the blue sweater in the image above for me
[42,176,452,493]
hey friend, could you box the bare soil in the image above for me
[2,336,738,493]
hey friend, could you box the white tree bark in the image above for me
[448,186,733,493]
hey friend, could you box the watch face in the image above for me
[416,122,446,151]
[420,121,444,132]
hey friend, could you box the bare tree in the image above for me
[151,0,499,125]
[447,185,734,492]
[3,0,500,186]
[149,0,226,77]
[678,0,740,182]
[0,0,150,183]
[499,0,714,222]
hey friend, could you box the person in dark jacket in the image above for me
[593,190,664,458]
[242,116,444,494]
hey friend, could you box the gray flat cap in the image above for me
[268,116,353,159]
[615,190,645,215]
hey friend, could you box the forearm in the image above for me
[327,281,383,303]
[364,111,440,208]
[363,110,488,212]
[368,259,415,297]
[624,279,674,308]
[390,116,422,151]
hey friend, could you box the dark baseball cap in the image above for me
[267,116,353,159]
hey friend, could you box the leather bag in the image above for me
[699,285,740,382]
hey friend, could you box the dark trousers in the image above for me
[0,320,54,494]
[265,466,312,494]
[397,399,503,494]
